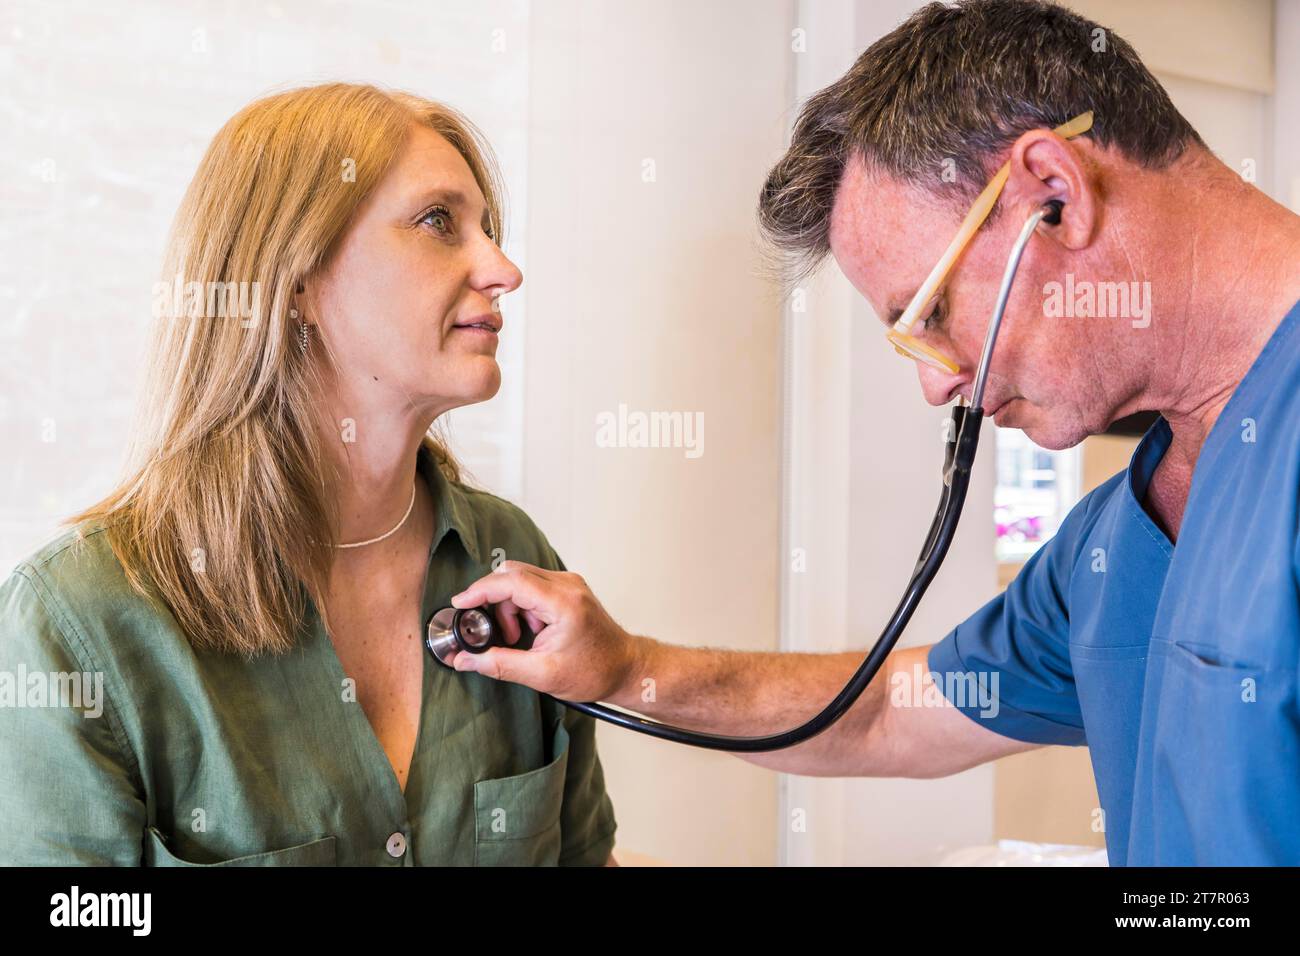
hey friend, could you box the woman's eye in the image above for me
[421,205,453,235]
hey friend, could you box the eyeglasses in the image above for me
[885,111,1095,374]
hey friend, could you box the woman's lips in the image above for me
[451,315,501,340]
[452,323,498,338]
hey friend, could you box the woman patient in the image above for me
[0,83,617,866]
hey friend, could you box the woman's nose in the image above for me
[474,239,523,299]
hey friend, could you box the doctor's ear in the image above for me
[1005,126,1099,251]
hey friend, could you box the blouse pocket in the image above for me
[473,715,570,866]
[143,826,337,867]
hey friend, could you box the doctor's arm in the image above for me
[618,640,1038,777]
[449,563,1038,778]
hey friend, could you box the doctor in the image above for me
[450,0,1300,865]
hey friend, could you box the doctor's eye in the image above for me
[419,204,455,236]
[920,297,947,333]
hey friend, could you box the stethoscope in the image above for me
[426,201,1060,752]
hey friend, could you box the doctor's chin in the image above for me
[1,0,1296,928]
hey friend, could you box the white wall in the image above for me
[522,0,791,866]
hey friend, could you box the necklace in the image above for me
[335,482,417,549]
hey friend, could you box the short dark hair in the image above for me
[758,0,1205,279]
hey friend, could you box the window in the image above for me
[995,429,1081,564]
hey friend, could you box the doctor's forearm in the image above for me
[607,637,887,765]
[605,641,1024,777]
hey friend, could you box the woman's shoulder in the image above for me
[2,521,167,656]
[8,520,126,595]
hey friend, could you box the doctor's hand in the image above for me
[448,561,642,703]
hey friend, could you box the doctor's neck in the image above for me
[1132,152,1300,457]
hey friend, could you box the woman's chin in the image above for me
[442,361,501,405]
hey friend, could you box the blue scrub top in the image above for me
[928,298,1300,865]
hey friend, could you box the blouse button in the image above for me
[386,832,407,858]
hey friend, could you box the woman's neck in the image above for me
[314,380,438,549]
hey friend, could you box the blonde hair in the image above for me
[68,82,506,657]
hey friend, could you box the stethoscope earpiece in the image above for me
[425,606,501,667]
[1042,199,1064,226]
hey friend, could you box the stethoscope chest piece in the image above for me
[425,606,499,667]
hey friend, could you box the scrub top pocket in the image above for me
[143,826,338,866]
[473,714,570,866]
[1137,638,1292,863]
[1150,638,1271,773]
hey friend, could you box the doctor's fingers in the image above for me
[492,599,524,645]
[451,562,562,622]
[493,600,548,646]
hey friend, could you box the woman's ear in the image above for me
[1005,127,1099,251]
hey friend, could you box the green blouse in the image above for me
[0,447,617,866]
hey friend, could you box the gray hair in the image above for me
[758,0,1205,280]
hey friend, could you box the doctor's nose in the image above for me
[916,361,970,408]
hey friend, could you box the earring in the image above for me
[290,283,308,353]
